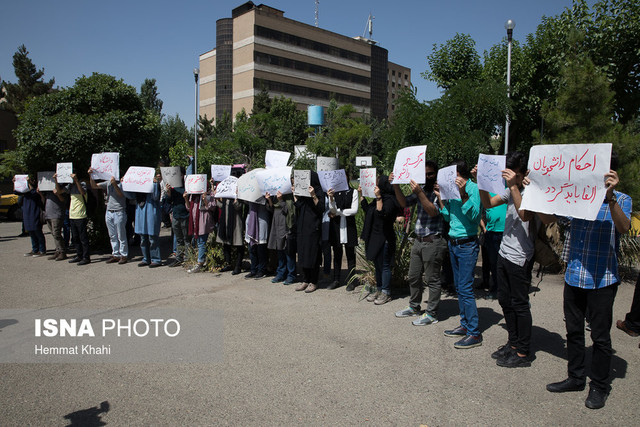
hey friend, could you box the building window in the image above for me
[392,70,395,76]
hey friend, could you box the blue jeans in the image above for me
[449,239,480,336]
[375,241,394,295]
[140,234,161,264]
[197,233,209,264]
[105,210,128,257]
[29,228,46,253]
[276,249,296,282]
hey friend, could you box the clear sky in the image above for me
[1,0,590,128]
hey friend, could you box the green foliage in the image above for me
[423,33,483,89]
[0,150,22,180]
[139,78,163,116]
[14,73,161,175]
[1,45,55,114]
[159,113,190,162]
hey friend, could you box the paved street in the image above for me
[1,219,639,426]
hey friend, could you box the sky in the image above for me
[1,0,590,128]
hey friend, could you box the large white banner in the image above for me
[160,167,183,188]
[37,171,56,192]
[521,143,611,221]
[215,176,238,199]
[256,167,292,195]
[359,168,376,198]
[14,175,29,193]
[391,145,426,184]
[265,150,291,169]
[437,165,460,200]
[90,152,120,181]
[56,162,73,184]
[185,174,207,194]
[316,156,339,171]
[293,170,311,197]
[237,168,264,203]
[211,164,231,182]
[477,154,506,195]
[318,169,349,192]
[121,167,155,193]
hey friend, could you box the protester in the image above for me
[166,167,189,267]
[244,200,270,280]
[359,175,397,305]
[43,174,69,260]
[16,176,46,257]
[135,174,163,268]
[479,196,506,300]
[68,173,90,265]
[327,184,358,290]
[185,179,217,274]
[266,190,297,285]
[616,272,640,348]
[216,166,246,275]
[89,169,129,264]
[392,161,447,324]
[436,159,482,349]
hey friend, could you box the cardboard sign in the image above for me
[477,154,506,195]
[90,152,120,181]
[14,175,29,193]
[211,165,231,182]
[37,171,56,192]
[160,167,183,188]
[317,156,339,171]
[237,168,264,203]
[437,165,460,200]
[265,150,291,169]
[121,167,155,193]
[293,170,311,197]
[256,167,292,195]
[185,174,207,194]
[318,169,349,192]
[360,168,376,198]
[392,145,426,184]
[56,162,73,184]
[520,143,611,221]
[215,176,238,199]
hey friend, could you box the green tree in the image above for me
[1,45,55,114]
[139,78,163,116]
[422,33,482,89]
[159,113,190,162]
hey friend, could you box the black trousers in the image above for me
[497,255,532,355]
[623,272,640,333]
[223,244,244,271]
[70,218,90,260]
[332,244,356,282]
[564,282,618,392]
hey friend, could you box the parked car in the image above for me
[0,193,22,220]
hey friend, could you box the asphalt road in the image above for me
[1,220,639,426]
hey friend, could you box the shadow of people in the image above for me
[63,401,109,427]
[0,319,19,331]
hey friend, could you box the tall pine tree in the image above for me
[1,45,55,114]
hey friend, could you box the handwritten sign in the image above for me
[437,165,460,200]
[160,167,183,188]
[90,152,120,181]
[121,166,155,193]
[317,156,339,172]
[185,174,207,194]
[56,162,73,184]
[360,168,376,198]
[211,165,231,182]
[237,168,264,203]
[256,167,292,195]
[215,176,238,199]
[293,170,311,197]
[318,169,349,192]
[477,154,506,194]
[392,145,426,184]
[14,175,29,193]
[520,143,611,221]
[37,171,56,192]
[265,150,291,169]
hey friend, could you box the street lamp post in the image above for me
[193,68,200,174]
[504,19,515,155]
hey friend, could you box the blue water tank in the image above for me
[308,105,324,126]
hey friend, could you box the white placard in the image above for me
[477,154,506,195]
[317,156,339,171]
[360,168,376,198]
[37,171,56,192]
[318,169,349,192]
[437,165,460,200]
[237,168,264,203]
[90,152,120,181]
[121,166,155,193]
[293,170,311,197]
[215,176,238,199]
[14,175,29,193]
[391,145,426,184]
[356,156,373,167]
[185,174,207,194]
[56,162,73,184]
[520,143,611,221]
[256,167,292,195]
[160,167,183,188]
[211,165,231,182]
[265,150,291,169]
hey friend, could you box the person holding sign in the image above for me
[391,160,448,325]
[67,173,91,265]
[540,153,631,410]
[327,182,359,291]
[244,200,270,280]
[266,189,297,285]
[435,160,482,349]
[476,152,536,368]
[14,175,46,257]
[135,173,163,268]
[216,166,247,275]
[166,167,189,268]
[185,179,218,274]
[43,174,69,260]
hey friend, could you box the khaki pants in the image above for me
[47,218,65,254]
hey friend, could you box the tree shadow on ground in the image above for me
[63,401,109,426]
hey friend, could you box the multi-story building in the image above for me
[198,1,410,122]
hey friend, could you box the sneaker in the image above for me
[105,256,119,264]
[77,259,91,266]
[24,251,35,257]
[444,326,467,337]
[304,283,318,293]
[454,334,483,349]
[395,306,421,318]
[253,272,266,280]
[188,264,203,274]
[295,282,309,292]
[546,378,586,393]
[491,343,514,360]
[271,276,284,283]
[374,293,391,305]
[412,313,438,326]
[283,278,296,285]
[32,252,45,257]
[585,387,608,410]
[138,261,150,267]
[496,352,531,368]
[366,291,380,302]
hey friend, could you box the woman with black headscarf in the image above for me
[294,171,325,293]
[327,181,358,290]
[216,166,247,275]
[359,174,398,305]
